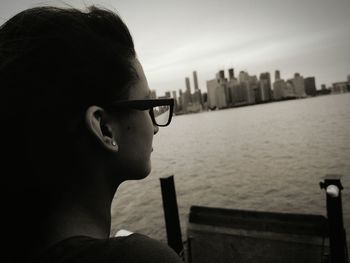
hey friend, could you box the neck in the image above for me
[50,188,113,240]
[51,183,118,241]
[35,167,123,253]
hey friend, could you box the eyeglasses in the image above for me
[107,98,174,127]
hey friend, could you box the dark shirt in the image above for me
[36,233,183,263]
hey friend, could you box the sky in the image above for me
[1,0,350,96]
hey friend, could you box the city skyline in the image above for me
[177,66,346,94]
[161,68,349,115]
[178,67,349,95]
[1,0,349,95]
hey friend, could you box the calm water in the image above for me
[111,93,350,248]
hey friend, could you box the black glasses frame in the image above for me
[107,98,174,127]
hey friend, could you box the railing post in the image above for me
[320,174,348,263]
[160,175,184,259]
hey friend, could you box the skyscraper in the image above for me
[228,68,235,80]
[239,71,249,83]
[273,79,287,100]
[193,71,199,91]
[207,79,218,109]
[292,73,307,98]
[285,80,297,98]
[185,77,191,94]
[331,82,348,94]
[172,90,178,112]
[207,70,228,109]
[227,73,239,105]
[216,70,225,81]
[275,70,280,81]
[172,90,177,101]
[259,72,272,102]
[165,91,171,98]
[304,77,317,96]
[180,87,189,113]
[185,77,192,105]
[150,90,157,99]
[237,71,254,105]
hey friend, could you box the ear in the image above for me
[85,105,119,152]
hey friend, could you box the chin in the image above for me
[130,162,152,180]
[132,171,150,180]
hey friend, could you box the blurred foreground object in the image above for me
[320,174,348,263]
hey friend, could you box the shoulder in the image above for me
[37,234,183,263]
[114,233,183,263]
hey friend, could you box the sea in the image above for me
[111,93,350,250]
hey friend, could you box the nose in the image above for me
[153,125,159,135]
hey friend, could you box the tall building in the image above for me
[228,68,235,80]
[216,70,225,80]
[150,90,157,99]
[304,77,317,96]
[165,91,171,98]
[331,82,348,94]
[236,83,249,105]
[187,89,203,113]
[185,77,191,94]
[227,75,239,106]
[202,93,208,104]
[318,84,331,95]
[273,79,287,100]
[273,70,300,100]
[178,89,186,113]
[258,72,272,102]
[192,89,202,105]
[172,90,177,101]
[172,90,178,112]
[184,77,192,109]
[292,73,306,98]
[275,70,280,81]
[207,79,217,109]
[248,75,258,104]
[193,71,199,91]
[216,85,228,108]
[216,70,229,106]
[236,71,255,105]
[286,80,297,98]
[239,71,249,83]
[206,70,228,109]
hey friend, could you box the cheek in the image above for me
[124,112,154,146]
[139,110,154,131]
[142,112,155,141]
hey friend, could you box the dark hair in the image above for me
[0,6,137,187]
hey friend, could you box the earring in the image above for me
[103,136,118,151]
[111,140,118,151]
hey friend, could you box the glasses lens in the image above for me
[153,105,170,126]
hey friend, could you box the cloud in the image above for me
[145,26,346,75]
[143,26,349,93]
